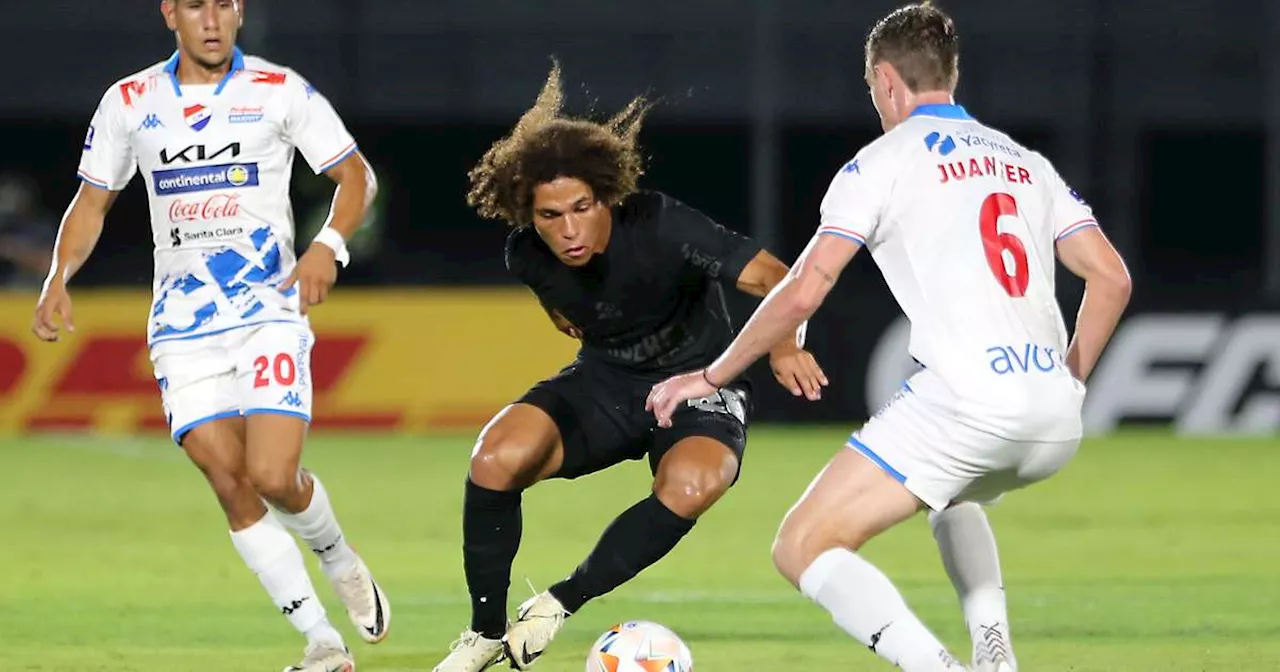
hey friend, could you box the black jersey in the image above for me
[505,190,762,378]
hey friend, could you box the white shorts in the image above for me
[150,322,315,443]
[850,385,1080,511]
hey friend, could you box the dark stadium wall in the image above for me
[2,121,1274,431]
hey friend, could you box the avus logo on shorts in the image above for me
[153,162,259,196]
[924,131,957,156]
[138,114,164,131]
[986,342,1067,375]
[279,391,304,408]
[184,104,211,132]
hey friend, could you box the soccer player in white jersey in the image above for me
[31,2,388,670]
[648,4,1132,671]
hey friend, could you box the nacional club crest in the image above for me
[184,104,212,132]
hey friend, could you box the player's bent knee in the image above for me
[771,507,867,585]
[654,465,733,519]
[469,434,549,491]
[247,463,303,505]
[771,515,819,585]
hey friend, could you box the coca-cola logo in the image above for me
[168,194,241,222]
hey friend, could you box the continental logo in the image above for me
[153,163,259,196]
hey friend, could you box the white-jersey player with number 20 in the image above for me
[646,4,1132,671]
[32,2,388,671]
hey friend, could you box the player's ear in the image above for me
[160,0,177,31]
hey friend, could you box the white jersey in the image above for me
[77,49,357,345]
[819,104,1096,441]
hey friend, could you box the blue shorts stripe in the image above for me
[149,319,301,347]
[847,435,907,483]
[243,408,311,423]
[172,410,240,444]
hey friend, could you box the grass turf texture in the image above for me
[1,428,1276,670]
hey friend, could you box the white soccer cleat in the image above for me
[283,641,355,672]
[329,556,391,644]
[432,630,505,672]
[501,592,568,669]
[971,622,1016,672]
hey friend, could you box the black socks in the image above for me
[463,479,523,639]
[549,494,696,613]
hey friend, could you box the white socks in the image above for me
[274,474,359,580]
[930,502,1014,667]
[800,548,960,672]
[231,513,344,648]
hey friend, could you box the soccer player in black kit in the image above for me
[431,64,829,672]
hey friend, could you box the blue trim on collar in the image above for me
[163,47,245,97]
[909,103,973,121]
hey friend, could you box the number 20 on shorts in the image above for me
[978,192,1029,297]
[253,353,297,389]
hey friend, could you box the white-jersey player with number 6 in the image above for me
[31,2,388,671]
[646,4,1132,671]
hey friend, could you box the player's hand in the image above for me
[768,343,828,400]
[645,370,717,428]
[549,309,584,340]
[281,243,338,315]
[32,280,75,342]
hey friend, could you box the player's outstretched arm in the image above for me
[32,182,118,342]
[647,233,860,425]
[282,151,377,314]
[1056,226,1132,381]
[734,249,829,399]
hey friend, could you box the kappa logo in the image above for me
[184,104,211,132]
[138,114,165,131]
[280,596,310,616]
[279,391,304,408]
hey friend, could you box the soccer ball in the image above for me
[586,620,693,672]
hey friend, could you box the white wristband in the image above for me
[312,227,350,267]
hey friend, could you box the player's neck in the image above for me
[174,51,233,86]
[595,212,614,255]
[904,91,956,116]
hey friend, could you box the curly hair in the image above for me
[865,2,960,92]
[467,62,651,226]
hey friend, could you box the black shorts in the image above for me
[517,360,752,481]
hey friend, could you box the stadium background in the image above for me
[1,1,1278,670]
[2,0,1278,435]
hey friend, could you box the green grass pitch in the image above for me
[1,428,1277,670]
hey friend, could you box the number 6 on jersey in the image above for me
[978,192,1029,298]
